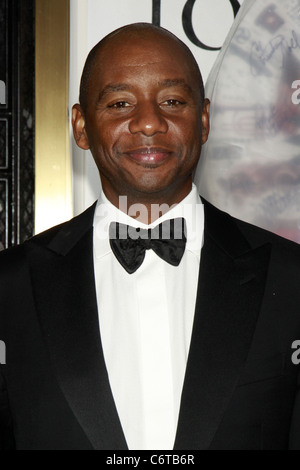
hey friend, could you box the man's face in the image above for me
[73,30,210,205]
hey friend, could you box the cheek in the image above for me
[181,124,203,165]
[177,122,201,155]
[102,121,130,152]
[85,115,123,148]
[172,114,201,141]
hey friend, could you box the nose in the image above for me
[129,101,168,136]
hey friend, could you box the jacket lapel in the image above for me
[28,205,128,450]
[174,201,272,450]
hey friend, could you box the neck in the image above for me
[103,184,193,225]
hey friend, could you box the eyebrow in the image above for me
[97,78,193,103]
[158,79,193,94]
[97,84,133,103]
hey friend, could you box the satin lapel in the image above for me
[28,208,127,450]
[174,202,271,450]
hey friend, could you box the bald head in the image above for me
[79,23,204,113]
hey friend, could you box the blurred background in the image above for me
[1,0,300,250]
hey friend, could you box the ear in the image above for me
[201,98,210,145]
[72,104,90,150]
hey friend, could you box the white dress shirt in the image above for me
[93,183,204,450]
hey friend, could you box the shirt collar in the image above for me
[93,183,204,260]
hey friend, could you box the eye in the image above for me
[161,99,185,108]
[109,101,131,109]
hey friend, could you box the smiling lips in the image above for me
[125,147,172,165]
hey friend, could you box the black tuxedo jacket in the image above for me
[1,200,300,450]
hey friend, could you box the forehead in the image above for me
[92,32,199,89]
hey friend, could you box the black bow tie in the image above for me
[109,218,187,274]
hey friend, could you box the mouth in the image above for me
[123,147,172,165]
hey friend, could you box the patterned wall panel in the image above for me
[0,180,7,251]
[0,0,7,91]
[0,120,7,168]
[19,1,35,244]
[0,0,34,250]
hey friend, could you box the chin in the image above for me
[130,176,172,195]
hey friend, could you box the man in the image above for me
[1,23,300,450]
